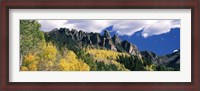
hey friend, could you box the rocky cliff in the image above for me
[141,51,162,65]
[44,28,142,58]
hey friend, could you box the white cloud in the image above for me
[111,20,145,36]
[141,20,180,37]
[37,20,180,37]
[142,33,149,38]
[38,20,70,32]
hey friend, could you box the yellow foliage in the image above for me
[42,43,57,60]
[22,53,38,71]
[38,43,58,71]
[59,59,70,70]
[58,51,90,71]
[111,60,129,71]
[64,51,77,62]
[47,61,54,67]
[28,63,38,71]
[86,49,129,63]
[24,53,36,62]
[86,49,129,71]
[21,66,28,71]
[145,64,154,71]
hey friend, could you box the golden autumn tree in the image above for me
[21,53,39,71]
[86,49,129,71]
[86,49,129,62]
[58,51,90,71]
[38,43,58,71]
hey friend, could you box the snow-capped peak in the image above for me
[173,49,178,53]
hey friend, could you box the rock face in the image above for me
[104,30,111,39]
[82,34,92,45]
[121,40,142,58]
[141,51,162,64]
[44,28,142,58]
[112,34,121,44]
[90,33,101,45]
[105,39,117,51]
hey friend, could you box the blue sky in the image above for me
[38,20,180,55]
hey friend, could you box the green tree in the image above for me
[77,49,97,71]
[116,55,145,71]
[20,20,45,55]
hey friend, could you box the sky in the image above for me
[38,20,180,55]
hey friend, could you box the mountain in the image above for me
[44,28,142,59]
[159,49,180,71]
[141,51,162,65]
[141,50,180,71]
[44,28,180,71]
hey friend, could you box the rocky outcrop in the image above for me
[121,40,142,58]
[112,34,121,44]
[90,33,101,45]
[105,39,117,51]
[78,30,86,40]
[104,30,111,39]
[82,34,92,45]
[45,28,142,58]
[141,51,162,64]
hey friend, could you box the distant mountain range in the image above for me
[141,50,180,70]
[44,28,180,71]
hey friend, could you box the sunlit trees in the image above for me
[38,43,58,71]
[21,53,39,71]
[86,49,128,61]
[21,66,28,71]
[58,51,90,71]
[86,49,128,71]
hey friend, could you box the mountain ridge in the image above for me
[44,28,142,59]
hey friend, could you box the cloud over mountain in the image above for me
[38,20,180,38]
